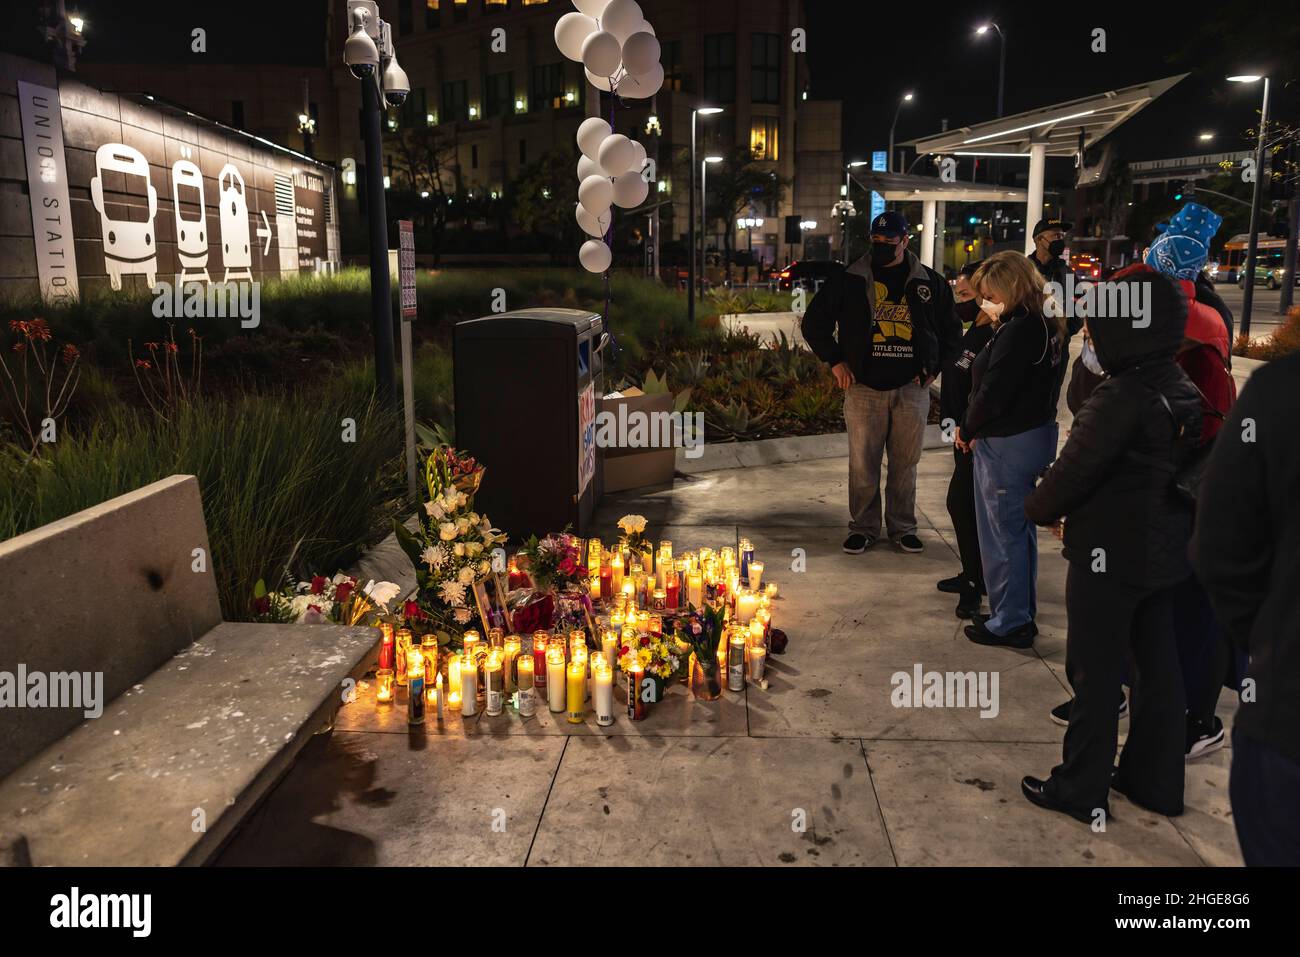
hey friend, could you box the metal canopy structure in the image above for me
[903,74,1188,253]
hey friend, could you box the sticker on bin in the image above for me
[578,381,596,496]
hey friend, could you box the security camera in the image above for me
[383,54,410,107]
[344,7,379,80]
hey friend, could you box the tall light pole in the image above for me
[700,155,723,297]
[975,23,1006,119]
[688,106,723,322]
[888,92,913,173]
[1228,73,1270,338]
[343,1,409,404]
[843,160,867,261]
[738,216,765,285]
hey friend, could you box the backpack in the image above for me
[1149,386,1225,508]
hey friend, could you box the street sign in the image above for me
[398,219,417,320]
[870,150,887,224]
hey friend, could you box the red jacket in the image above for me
[1175,279,1235,443]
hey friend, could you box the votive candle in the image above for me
[594,659,614,726]
[566,660,586,724]
[516,655,536,717]
[736,589,759,624]
[546,646,566,713]
[748,644,766,682]
[611,553,624,594]
[503,636,522,696]
[748,561,764,593]
[627,661,646,721]
[484,650,504,716]
[395,628,413,686]
[378,621,395,670]
[460,652,478,717]
[728,631,746,691]
[533,633,549,694]
[687,570,703,608]
[375,668,395,704]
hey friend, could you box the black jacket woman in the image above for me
[1020,264,1202,822]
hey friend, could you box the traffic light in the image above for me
[1170,179,1190,201]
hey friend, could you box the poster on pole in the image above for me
[398,219,417,320]
[577,382,596,498]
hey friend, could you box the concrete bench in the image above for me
[0,475,380,866]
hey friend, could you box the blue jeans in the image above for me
[973,423,1058,634]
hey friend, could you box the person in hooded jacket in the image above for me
[1020,264,1202,822]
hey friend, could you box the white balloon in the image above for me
[619,62,663,99]
[633,18,655,36]
[627,139,647,174]
[579,239,612,273]
[612,170,649,208]
[585,67,617,92]
[581,30,622,77]
[578,174,614,213]
[577,153,601,181]
[554,12,597,62]
[600,0,643,42]
[597,133,634,177]
[572,0,610,16]
[576,116,611,160]
[620,31,660,77]
[576,203,609,238]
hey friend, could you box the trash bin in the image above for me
[453,308,605,542]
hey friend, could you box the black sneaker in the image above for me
[1050,695,1129,727]
[965,620,1037,649]
[897,533,924,553]
[1186,715,1225,761]
[937,575,965,594]
[842,533,874,554]
[955,590,982,620]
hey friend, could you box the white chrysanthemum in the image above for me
[439,580,467,606]
[453,607,473,625]
[421,546,439,569]
[618,514,647,534]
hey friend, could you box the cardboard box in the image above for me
[600,388,676,493]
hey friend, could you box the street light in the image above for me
[843,161,868,260]
[888,93,913,173]
[688,106,723,321]
[974,22,1006,118]
[738,216,765,286]
[1198,132,1215,141]
[1228,72,1271,338]
[342,1,410,404]
[701,155,723,297]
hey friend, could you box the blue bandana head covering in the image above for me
[1144,202,1224,280]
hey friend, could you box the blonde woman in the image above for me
[953,251,1066,648]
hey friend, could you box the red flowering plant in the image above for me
[0,318,81,454]
[129,324,202,420]
[519,529,588,594]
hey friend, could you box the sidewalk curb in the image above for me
[675,424,948,474]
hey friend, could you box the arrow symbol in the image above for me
[257,210,272,256]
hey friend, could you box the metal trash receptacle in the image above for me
[453,308,604,542]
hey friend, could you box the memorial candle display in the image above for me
[460,651,478,717]
[728,631,746,691]
[484,651,504,716]
[566,659,585,724]
[546,646,566,713]
[516,655,536,717]
[593,659,614,726]
[375,668,395,704]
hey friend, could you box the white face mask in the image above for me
[979,298,1005,319]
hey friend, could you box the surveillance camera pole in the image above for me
[361,75,396,404]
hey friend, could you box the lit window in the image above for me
[750,117,779,161]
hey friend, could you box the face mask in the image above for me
[979,298,1005,319]
[1046,238,1066,257]
[1081,339,1105,376]
[871,241,900,268]
[955,299,981,324]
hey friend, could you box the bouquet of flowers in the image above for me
[679,601,726,699]
[519,530,587,594]
[395,445,507,637]
[253,573,402,626]
[616,514,651,553]
[617,628,682,685]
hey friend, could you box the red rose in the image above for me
[639,637,650,647]
[335,581,354,604]
[621,645,630,656]
[310,575,327,595]
[253,595,270,615]
[404,599,422,620]
[559,557,576,575]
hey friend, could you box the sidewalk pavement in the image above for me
[218,447,1243,867]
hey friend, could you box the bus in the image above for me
[1212,234,1295,285]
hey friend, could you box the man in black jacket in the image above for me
[1193,351,1300,865]
[1028,218,1081,336]
[1021,265,1201,823]
[801,210,961,554]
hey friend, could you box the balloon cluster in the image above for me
[554,0,662,274]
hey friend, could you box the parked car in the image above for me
[1237,253,1296,289]
[1069,253,1102,280]
[777,259,844,292]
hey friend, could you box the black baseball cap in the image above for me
[1031,218,1073,238]
[870,210,909,239]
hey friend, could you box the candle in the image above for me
[503,636,522,697]
[460,651,478,717]
[627,661,646,721]
[462,630,482,666]
[665,576,679,610]
[737,589,759,625]
[599,563,613,601]
[566,660,586,724]
[594,659,614,726]
[728,631,746,691]
[570,630,587,659]
[395,628,413,686]
[378,621,395,670]
[408,666,426,725]
[748,560,764,592]
[610,609,625,632]
[489,627,504,649]
[375,668,394,704]
[648,615,663,637]
[448,656,462,697]
[601,629,619,676]
[546,646,566,713]
[406,645,424,684]
[658,541,672,589]
[652,588,666,610]
[517,655,536,717]
[621,580,635,608]
[749,619,766,649]
[611,553,624,595]
[433,673,444,723]
[765,582,779,599]
[484,650,504,716]
[421,636,438,687]
[748,644,767,682]
[687,571,703,609]
[588,537,602,572]
[533,634,549,694]
[755,607,772,640]
[572,644,589,700]
[738,538,754,585]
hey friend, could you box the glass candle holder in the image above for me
[748,561,764,592]
[375,668,395,704]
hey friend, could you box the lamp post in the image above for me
[688,106,723,322]
[700,155,723,298]
[843,160,868,261]
[888,92,913,173]
[1228,73,1270,338]
[343,0,410,404]
[975,23,1006,119]
[738,215,764,285]
[799,219,816,260]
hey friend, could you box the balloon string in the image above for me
[603,82,617,359]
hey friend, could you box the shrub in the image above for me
[1234,307,1300,361]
